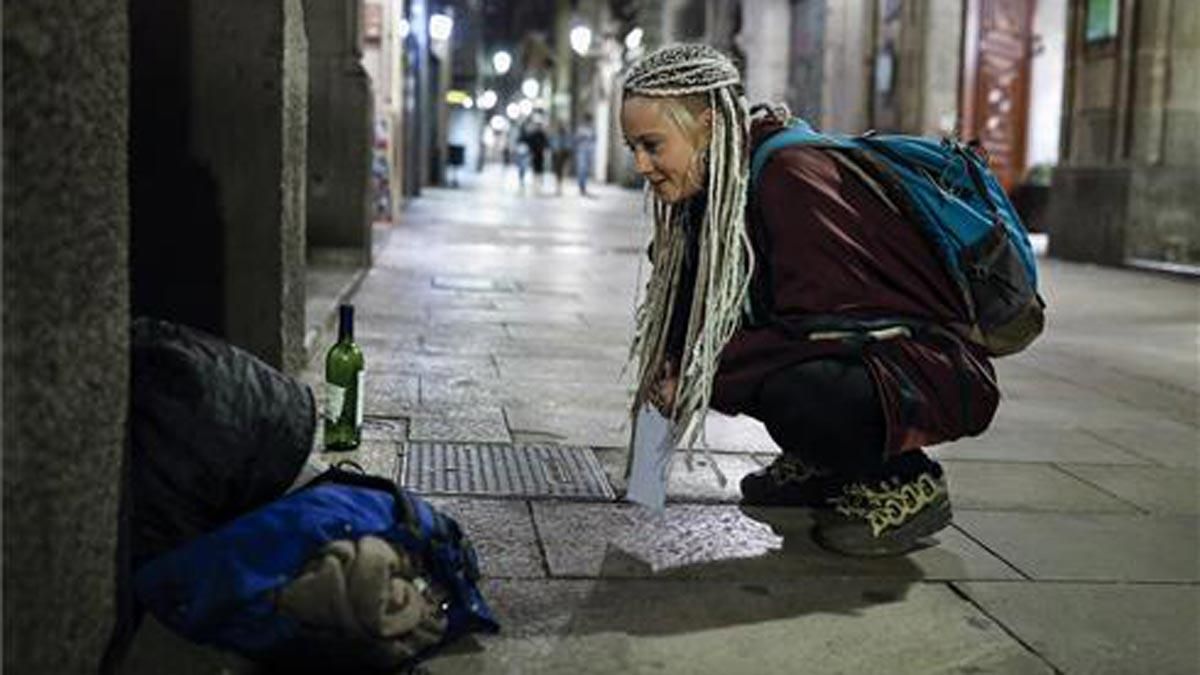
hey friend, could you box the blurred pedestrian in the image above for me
[550,122,572,196]
[513,139,530,191]
[621,44,1007,556]
[520,119,549,193]
[573,114,597,196]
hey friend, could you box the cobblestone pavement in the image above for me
[125,166,1198,674]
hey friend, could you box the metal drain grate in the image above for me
[401,442,614,501]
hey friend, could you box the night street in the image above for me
[8,1,1198,673]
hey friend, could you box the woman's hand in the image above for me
[647,360,679,414]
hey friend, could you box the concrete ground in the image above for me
[123,166,1199,674]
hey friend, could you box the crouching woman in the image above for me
[620,44,1000,556]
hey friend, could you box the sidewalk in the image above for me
[318,165,1197,674]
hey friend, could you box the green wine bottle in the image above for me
[324,304,364,451]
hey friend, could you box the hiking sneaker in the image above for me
[740,454,841,507]
[813,468,952,557]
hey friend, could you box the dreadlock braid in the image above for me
[624,44,755,452]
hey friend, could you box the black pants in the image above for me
[752,358,931,480]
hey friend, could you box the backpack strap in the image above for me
[749,118,837,188]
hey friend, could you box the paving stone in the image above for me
[505,406,630,448]
[424,378,632,411]
[319,436,400,480]
[490,339,631,361]
[432,275,518,292]
[362,373,420,416]
[367,352,499,379]
[421,375,507,406]
[532,502,1019,581]
[929,427,1151,465]
[424,580,1051,675]
[953,511,1200,582]
[495,355,629,383]
[1077,421,1200,469]
[423,498,545,579]
[940,460,1139,513]
[1057,464,1200,515]
[360,416,408,442]
[956,581,1200,675]
[408,406,512,444]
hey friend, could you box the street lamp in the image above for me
[505,102,520,120]
[521,78,539,99]
[429,13,453,42]
[570,24,592,57]
[462,97,474,109]
[519,99,534,117]
[492,50,512,75]
[624,27,643,51]
[478,90,498,110]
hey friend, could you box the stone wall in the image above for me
[739,0,792,106]
[820,0,872,133]
[3,1,129,672]
[1049,0,1200,266]
[130,0,309,373]
[305,0,374,259]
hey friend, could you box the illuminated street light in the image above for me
[624,27,643,51]
[462,97,474,109]
[519,99,534,117]
[570,25,592,56]
[492,50,512,75]
[521,78,539,98]
[490,115,509,132]
[478,90,498,110]
[429,13,453,42]
[397,18,411,40]
[505,102,520,120]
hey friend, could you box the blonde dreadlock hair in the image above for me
[624,44,755,454]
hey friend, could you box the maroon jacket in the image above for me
[706,124,1000,455]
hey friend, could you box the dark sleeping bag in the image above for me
[105,319,497,673]
[129,317,316,563]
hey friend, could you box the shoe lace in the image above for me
[832,473,944,537]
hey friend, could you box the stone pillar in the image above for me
[200,0,310,373]
[305,0,374,263]
[786,0,827,123]
[892,0,963,135]
[739,0,792,106]
[1048,0,1200,267]
[3,1,129,672]
[1124,0,1199,266]
[130,0,309,374]
[820,0,872,133]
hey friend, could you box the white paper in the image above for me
[625,404,676,512]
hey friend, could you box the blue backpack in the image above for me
[749,118,1045,356]
[132,468,499,671]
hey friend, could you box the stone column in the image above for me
[3,1,129,672]
[739,0,792,106]
[198,0,310,373]
[130,0,309,374]
[1047,0,1200,267]
[304,0,374,264]
[820,0,873,133]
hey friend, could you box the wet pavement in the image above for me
[125,166,1199,674]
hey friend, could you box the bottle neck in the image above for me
[337,306,354,343]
